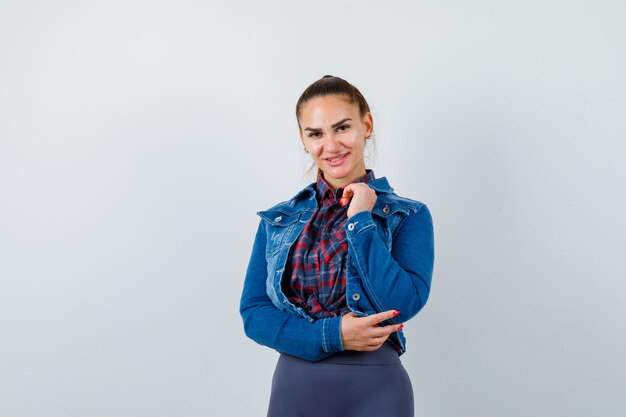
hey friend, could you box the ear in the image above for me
[363,112,374,136]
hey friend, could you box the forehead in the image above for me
[299,95,359,124]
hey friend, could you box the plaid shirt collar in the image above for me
[315,169,376,202]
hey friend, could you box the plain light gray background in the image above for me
[1,1,625,416]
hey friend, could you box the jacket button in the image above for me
[383,205,391,214]
[347,223,355,231]
[352,293,360,301]
[274,216,282,222]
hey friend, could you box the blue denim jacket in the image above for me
[239,175,434,361]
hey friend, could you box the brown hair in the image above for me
[296,75,375,177]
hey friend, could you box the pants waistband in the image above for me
[281,340,401,365]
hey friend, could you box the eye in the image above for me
[308,131,322,138]
[336,124,350,132]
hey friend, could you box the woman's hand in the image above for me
[340,310,403,351]
[340,183,377,218]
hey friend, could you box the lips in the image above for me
[325,152,349,162]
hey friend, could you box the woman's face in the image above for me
[299,94,373,191]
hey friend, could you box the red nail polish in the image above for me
[398,324,404,330]
[393,310,400,316]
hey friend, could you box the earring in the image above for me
[366,135,372,140]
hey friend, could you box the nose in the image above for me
[325,133,341,152]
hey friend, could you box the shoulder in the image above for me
[256,181,317,224]
[370,176,429,217]
[381,192,427,215]
[375,191,433,248]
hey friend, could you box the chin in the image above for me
[324,164,350,174]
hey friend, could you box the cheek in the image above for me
[347,129,363,141]
[347,134,364,148]
[308,142,323,154]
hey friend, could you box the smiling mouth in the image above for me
[325,152,349,162]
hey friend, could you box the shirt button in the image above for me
[347,223,355,231]
[274,216,282,222]
[352,293,360,301]
[383,205,391,214]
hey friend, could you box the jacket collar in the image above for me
[316,169,377,202]
[258,174,406,222]
[288,173,395,209]
[368,176,394,194]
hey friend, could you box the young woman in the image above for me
[239,75,435,417]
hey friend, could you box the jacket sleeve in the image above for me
[344,203,434,325]
[239,220,345,361]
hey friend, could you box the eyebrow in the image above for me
[303,118,352,132]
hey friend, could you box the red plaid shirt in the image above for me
[281,169,376,319]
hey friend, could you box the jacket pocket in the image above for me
[371,201,415,251]
[257,210,301,258]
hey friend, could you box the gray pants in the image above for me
[267,341,414,417]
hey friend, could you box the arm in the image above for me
[239,220,344,361]
[345,203,435,324]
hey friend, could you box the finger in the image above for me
[366,309,400,326]
[370,334,389,342]
[343,182,371,195]
[366,336,390,349]
[370,323,403,337]
[340,188,353,200]
[370,335,390,345]
[340,183,371,203]
[369,327,391,337]
[370,324,404,337]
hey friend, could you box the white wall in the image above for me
[1,1,624,416]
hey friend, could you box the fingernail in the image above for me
[393,310,400,316]
[398,324,404,330]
